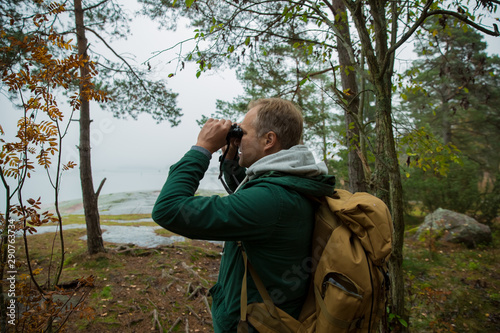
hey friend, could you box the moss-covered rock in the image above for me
[415,208,492,248]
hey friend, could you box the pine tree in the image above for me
[402,17,500,222]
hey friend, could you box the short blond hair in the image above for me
[248,98,303,149]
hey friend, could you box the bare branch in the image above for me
[299,67,334,78]
[84,26,153,100]
[96,177,107,199]
[384,1,500,76]
[427,9,500,37]
[380,0,433,78]
[145,36,196,64]
[83,0,109,12]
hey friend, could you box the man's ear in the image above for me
[263,131,280,153]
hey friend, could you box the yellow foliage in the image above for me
[1,6,107,330]
[1,2,110,185]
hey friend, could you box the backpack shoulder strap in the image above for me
[240,246,281,317]
[237,243,290,332]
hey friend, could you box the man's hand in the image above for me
[196,118,233,154]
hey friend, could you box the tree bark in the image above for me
[348,1,407,330]
[74,0,105,255]
[373,10,408,333]
[377,89,407,331]
[332,0,367,193]
[442,100,452,145]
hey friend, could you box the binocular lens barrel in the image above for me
[226,124,243,140]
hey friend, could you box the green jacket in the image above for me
[152,146,335,332]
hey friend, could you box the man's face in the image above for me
[236,106,267,168]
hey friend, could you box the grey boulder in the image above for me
[415,208,492,248]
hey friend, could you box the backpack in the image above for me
[237,189,393,333]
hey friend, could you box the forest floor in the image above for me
[13,214,500,333]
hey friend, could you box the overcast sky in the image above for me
[1,11,243,204]
[1,3,499,205]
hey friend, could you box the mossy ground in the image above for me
[16,216,221,332]
[403,208,499,332]
[14,213,500,332]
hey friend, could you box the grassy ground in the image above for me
[402,209,500,333]
[12,215,500,332]
[16,225,221,332]
[60,214,155,226]
[403,238,499,331]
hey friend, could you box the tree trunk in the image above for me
[74,0,105,255]
[442,101,452,145]
[378,90,407,331]
[349,2,407,330]
[332,0,367,193]
[359,55,367,170]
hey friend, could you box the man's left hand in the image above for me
[196,118,233,153]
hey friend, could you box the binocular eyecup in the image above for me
[226,124,243,141]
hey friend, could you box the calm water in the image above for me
[1,167,225,207]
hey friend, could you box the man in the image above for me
[152,98,335,332]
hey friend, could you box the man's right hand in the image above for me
[196,118,233,154]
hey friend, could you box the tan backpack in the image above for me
[237,189,393,333]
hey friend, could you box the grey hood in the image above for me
[246,145,328,181]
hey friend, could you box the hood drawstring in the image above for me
[234,175,249,193]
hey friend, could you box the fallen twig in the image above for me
[181,261,208,285]
[151,309,163,333]
[185,304,202,322]
[166,281,175,291]
[164,271,181,292]
[116,247,134,254]
[187,285,203,300]
[147,297,158,310]
[202,295,212,317]
[168,317,182,333]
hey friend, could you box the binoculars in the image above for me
[226,124,243,141]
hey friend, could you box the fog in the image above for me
[1,4,499,207]
[1,12,241,205]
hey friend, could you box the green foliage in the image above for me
[399,16,500,224]
[401,17,500,175]
[403,157,482,214]
[100,74,182,125]
[387,308,408,330]
[399,127,462,177]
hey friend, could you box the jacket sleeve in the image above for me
[152,150,281,241]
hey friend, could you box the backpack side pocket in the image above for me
[315,272,365,332]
